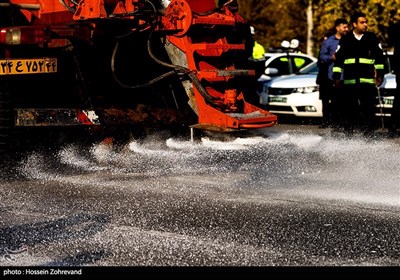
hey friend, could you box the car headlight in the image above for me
[292,86,319,94]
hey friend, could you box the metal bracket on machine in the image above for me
[162,0,277,131]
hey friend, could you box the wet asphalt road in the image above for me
[0,123,400,271]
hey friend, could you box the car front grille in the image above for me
[268,88,293,95]
[268,105,293,112]
[379,88,396,96]
[375,106,392,116]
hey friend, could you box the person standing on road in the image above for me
[317,18,349,128]
[249,26,266,79]
[250,26,267,104]
[332,12,385,136]
[251,26,265,60]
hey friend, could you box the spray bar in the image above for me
[0,3,41,10]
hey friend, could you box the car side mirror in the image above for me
[265,67,279,75]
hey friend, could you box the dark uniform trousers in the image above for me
[339,84,378,133]
[319,79,338,126]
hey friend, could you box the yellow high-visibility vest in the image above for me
[253,41,265,60]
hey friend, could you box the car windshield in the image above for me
[297,61,319,75]
[264,55,272,60]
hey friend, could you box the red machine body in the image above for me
[0,0,277,152]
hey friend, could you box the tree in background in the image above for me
[238,0,308,52]
[237,0,400,56]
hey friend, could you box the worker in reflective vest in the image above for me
[253,41,265,60]
[332,12,385,136]
[249,26,265,79]
[249,26,265,103]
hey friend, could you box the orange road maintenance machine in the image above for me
[0,0,277,153]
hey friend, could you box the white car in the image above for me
[376,73,396,117]
[373,52,395,118]
[262,61,322,117]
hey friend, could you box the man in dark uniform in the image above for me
[332,12,385,136]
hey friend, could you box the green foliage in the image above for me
[237,0,400,56]
[238,0,308,51]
